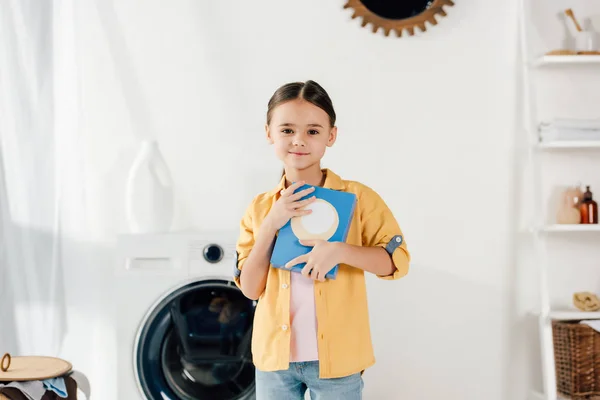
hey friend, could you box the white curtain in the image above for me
[0,1,144,397]
[0,0,84,358]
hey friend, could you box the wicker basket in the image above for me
[553,320,600,399]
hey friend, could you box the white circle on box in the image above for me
[291,199,339,241]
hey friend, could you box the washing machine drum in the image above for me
[136,279,257,400]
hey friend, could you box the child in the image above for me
[233,80,410,400]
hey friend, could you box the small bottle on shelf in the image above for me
[579,186,598,224]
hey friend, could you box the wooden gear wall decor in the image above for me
[344,0,455,37]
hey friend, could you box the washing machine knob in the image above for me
[203,244,224,263]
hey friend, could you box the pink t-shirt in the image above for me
[289,272,319,362]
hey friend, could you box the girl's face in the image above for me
[266,99,337,172]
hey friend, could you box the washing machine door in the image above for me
[135,279,256,400]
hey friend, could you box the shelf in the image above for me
[538,140,600,149]
[534,55,600,67]
[541,224,600,233]
[531,309,600,320]
[549,310,600,320]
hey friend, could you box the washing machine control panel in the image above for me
[116,233,237,278]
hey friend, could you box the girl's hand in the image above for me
[285,240,343,282]
[264,181,316,232]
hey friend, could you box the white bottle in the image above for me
[126,139,174,233]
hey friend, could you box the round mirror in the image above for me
[344,0,454,37]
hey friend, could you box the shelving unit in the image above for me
[541,224,600,233]
[537,141,600,150]
[547,310,600,320]
[533,55,600,68]
[531,309,600,320]
[520,1,600,400]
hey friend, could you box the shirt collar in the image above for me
[268,168,345,197]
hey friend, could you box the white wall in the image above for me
[61,0,536,399]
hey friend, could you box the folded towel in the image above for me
[540,118,600,131]
[580,320,600,333]
[42,377,67,398]
[0,381,45,400]
[573,291,600,311]
[66,370,90,399]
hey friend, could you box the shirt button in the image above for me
[282,324,288,331]
[395,236,402,243]
[282,283,289,289]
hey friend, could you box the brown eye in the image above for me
[308,130,319,135]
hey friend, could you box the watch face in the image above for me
[291,198,339,241]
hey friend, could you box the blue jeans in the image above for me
[255,361,363,400]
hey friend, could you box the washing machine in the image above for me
[115,231,256,400]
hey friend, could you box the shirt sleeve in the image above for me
[360,186,410,280]
[233,198,255,289]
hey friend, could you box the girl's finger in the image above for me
[292,196,316,209]
[310,266,321,281]
[286,186,315,202]
[293,209,312,217]
[281,181,305,197]
[301,263,312,278]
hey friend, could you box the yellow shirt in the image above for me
[234,169,410,378]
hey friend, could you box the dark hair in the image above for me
[266,80,336,127]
